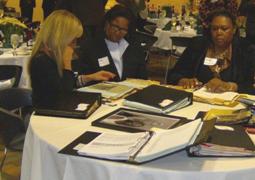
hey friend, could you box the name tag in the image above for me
[98,56,110,67]
[204,57,217,66]
[159,99,173,107]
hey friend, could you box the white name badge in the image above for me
[204,57,217,66]
[98,56,110,67]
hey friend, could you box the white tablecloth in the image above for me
[0,49,31,88]
[153,28,197,51]
[20,100,255,180]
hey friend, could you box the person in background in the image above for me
[167,10,255,94]
[199,0,238,30]
[19,0,35,22]
[56,0,108,41]
[78,5,148,84]
[42,0,58,19]
[29,10,115,107]
[116,0,154,32]
[0,0,7,9]
[238,0,255,44]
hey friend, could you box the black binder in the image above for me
[187,125,255,157]
[123,85,193,113]
[35,91,101,119]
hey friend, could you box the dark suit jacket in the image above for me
[167,36,255,94]
[19,0,35,8]
[56,0,105,26]
[78,34,148,82]
[30,52,76,107]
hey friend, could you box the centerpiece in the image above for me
[0,17,27,48]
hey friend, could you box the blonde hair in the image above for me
[30,10,83,75]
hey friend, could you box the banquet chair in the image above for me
[0,65,22,89]
[143,24,157,35]
[164,36,193,83]
[131,30,158,62]
[0,88,32,173]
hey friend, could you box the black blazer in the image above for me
[79,34,148,82]
[167,36,255,94]
[30,52,76,107]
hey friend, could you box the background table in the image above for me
[153,28,197,51]
[0,48,31,88]
[21,100,255,180]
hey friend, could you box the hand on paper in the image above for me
[178,78,203,89]
[82,70,116,83]
[205,78,237,93]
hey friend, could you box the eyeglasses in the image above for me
[109,23,128,34]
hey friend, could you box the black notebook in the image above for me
[35,91,101,119]
[188,124,255,157]
[123,85,193,114]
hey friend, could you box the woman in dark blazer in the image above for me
[29,10,114,107]
[167,10,255,94]
[79,5,148,83]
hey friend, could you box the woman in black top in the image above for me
[167,10,255,94]
[29,10,115,107]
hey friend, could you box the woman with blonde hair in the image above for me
[30,10,115,107]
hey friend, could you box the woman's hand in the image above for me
[178,78,203,89]
[81,70,116,83]
[205,78,238,93]
[63,46,74,71]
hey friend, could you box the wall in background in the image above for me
[6,0,43,22]
[6,0,192,22]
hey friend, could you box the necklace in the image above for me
[207,44,232,78]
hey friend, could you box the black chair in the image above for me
[164,36,193,83]
[0,88,32,173]
[131,30,158,62]
[0,65,22,88]
[143,24,157,35]
[170,36,193,58]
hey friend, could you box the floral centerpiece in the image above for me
[0,17,27,48]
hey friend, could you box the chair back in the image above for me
[143,24,157,34]
[171,36,192,48]
[0,108,25,147]
[131,30,158,61]
[0,65,22,88]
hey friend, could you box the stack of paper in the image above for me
[193,87,239,106]
[78,82,135,99]
[76,119,203,163]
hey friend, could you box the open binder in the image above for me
[123,85,193,114]
[35,91,101,119]
[59,118,209,164]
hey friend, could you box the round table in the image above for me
[21,100,255,180]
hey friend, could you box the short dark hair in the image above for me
[208,9,236,27]
[103,5,135,32]
[204,9,237,38]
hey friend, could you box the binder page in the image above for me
[77,132,150,160]
[136,119,202,162]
